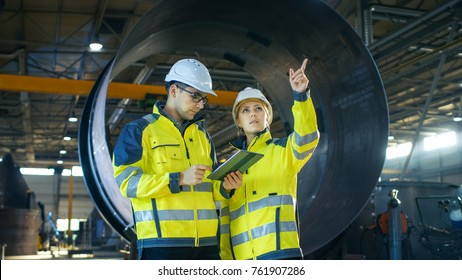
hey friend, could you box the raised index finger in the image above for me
[300,58,308,72]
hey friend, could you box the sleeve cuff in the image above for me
[168,172,181,193]
[219,181,235,199]
[293,89,309,102]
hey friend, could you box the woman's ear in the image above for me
[264,107,270,124]
[235,118,241,128]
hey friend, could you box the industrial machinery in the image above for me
[0,154,39,256]
[346,181,462,260]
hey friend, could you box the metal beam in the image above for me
[108,64,154,132]
[399,20,458,179]
[369,0,461,52]
[16,48,36,163]
[0,74,237,106]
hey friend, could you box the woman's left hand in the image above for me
[289,58,309,93]
[223,171,243,190]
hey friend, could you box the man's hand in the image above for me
[289,58,309,93]
[180,164,212,186]
[223,171,242,190]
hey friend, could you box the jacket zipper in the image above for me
[182,129,197,246]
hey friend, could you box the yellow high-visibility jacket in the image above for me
[220,90,320,260]
[113,101,229,253]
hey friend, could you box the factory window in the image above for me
[423,131,456,151]
[57,218,85,231]
[20,168,55,176]
[20,166,83,176]
[62,166,83,176]
[386,142,412,160]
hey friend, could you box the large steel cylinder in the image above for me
[79,0,389,255]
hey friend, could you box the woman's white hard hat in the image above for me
[232,87,273,125]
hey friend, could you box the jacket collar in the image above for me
[230,128,272,150]
[153,101,205,131]
[152,101,204,126]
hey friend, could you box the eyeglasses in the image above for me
[176,84,208,105]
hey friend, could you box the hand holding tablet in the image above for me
[208,150,264,180]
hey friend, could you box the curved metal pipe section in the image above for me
[79,0,389,254]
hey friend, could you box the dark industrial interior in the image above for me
[1,0,461,260]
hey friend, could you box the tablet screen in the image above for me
[208,150,264,180]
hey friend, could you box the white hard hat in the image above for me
[165,58,217,96]
[232,87,273,126]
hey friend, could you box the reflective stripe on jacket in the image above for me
[113,101,228,249]
[220,90,320,260]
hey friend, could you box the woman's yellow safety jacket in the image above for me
[220,90,320,260]
[113,101,229,254]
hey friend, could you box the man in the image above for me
[113,58,241,260]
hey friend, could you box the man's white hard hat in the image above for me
[165,58,217,96]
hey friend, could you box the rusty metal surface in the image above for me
[0,154,35,209]
[0,208,39,256]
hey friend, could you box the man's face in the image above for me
[173,84,207,121]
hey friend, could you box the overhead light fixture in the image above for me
[63,136,71,141]
[453,116,462,122]
[68,114,78,123]
[59,149,67,155]
[388,135,395,140]
[57,160,63,164]
[89,35,103,51]
[89,42,103,51]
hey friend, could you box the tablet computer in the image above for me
[208,150,264,180]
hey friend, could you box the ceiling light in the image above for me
[57,160,63,164]
[63,136,71,141]
[89,42,103,51]
[453,116,462,122]
[89,36,103,51]
[59,149,67,155]
[388,135,395,140]
[68,115,78,122]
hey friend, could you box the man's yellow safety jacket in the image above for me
[220,90,320,260]
[113,101,229,254]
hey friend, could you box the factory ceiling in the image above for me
[0,0,462,171]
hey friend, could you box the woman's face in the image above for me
[236,100,269,134]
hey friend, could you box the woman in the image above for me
[220,59,320,260]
